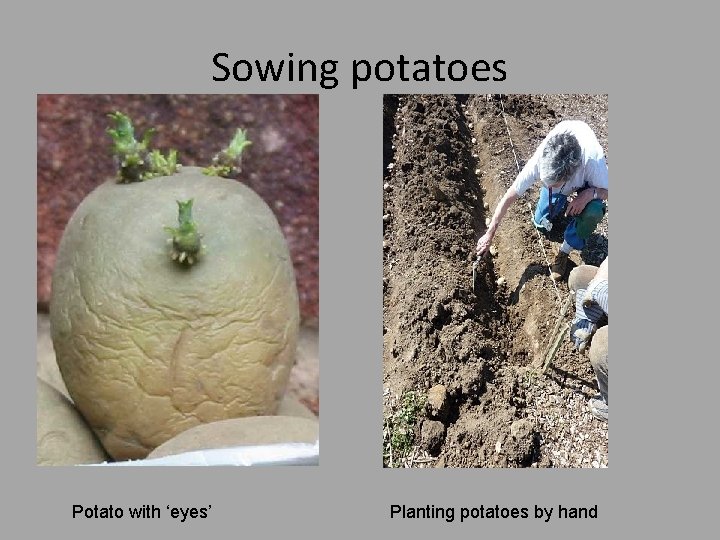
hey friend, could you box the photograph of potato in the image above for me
[36,95,318,465]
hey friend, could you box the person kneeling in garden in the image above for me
[476,120,608,281]
[568,257,608,421]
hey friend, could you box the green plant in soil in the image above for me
[384,390,426,466]
[522,367,539,388]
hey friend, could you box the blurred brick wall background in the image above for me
[37,94,318,322]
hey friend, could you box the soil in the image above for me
[383,94,608,468]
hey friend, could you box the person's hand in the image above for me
[565,190,591,216]
[570,318,597,352]
[476,230,494,256]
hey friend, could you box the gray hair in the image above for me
[539,131,581,186]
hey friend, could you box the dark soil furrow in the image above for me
[384,94,609,468]
[383,95,538,467]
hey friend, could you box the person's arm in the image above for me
[476,185,519,255]
[592,256,608,282]
[567,154,608,216]
[566,186,608,216]
[572,257,608,349]
[582,257,608,314]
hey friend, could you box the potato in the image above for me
[37,378,108,465]
[277,395,317,420]
[50,167,299,460]
[37,314,70,399]
[148,416,318,459]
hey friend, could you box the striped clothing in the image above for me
[571,279,608,347]
[590,280,608,315]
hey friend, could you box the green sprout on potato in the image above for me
[106,112,253,266]
[203,128,252,177]
[164,199,204,266]
[146,149,179,178]
[106,112,180,182]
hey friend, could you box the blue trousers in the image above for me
[532,187,605,250]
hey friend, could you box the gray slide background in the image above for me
[2,1,716,537]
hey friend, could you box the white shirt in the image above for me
[512,120,608,197]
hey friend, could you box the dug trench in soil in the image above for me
[383,94,608,468]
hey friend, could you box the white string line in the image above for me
[497,96,563,307]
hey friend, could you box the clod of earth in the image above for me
[426,384,450,422]
[420,420,446,456]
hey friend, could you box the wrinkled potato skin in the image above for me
[50,168,299,460]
